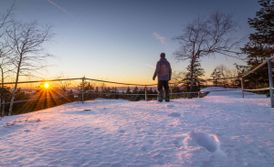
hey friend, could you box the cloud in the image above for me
[152,32,167,45]
[47,0,69,15]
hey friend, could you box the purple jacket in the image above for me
[153,57,172,81]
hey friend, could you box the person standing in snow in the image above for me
[153,52,172,102]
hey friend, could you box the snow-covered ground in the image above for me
[1,88,274,167]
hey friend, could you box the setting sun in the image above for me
[43,82,50,89]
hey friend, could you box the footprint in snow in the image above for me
[26,118,41,123]
[166,104,175,108]
[118,129,126,133]
[168,112,181,118]
[67,109,96,115]
[141,146,149,152]
[4,118,41,127]
[24,129,31,133]
[85,141,91,144]
[174,138,183,148]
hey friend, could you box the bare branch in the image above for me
[175,12,241,61]
[175,12,242,91]
[0,3,14,38]
[6,21,53,115]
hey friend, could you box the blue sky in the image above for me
[0,0,259,84]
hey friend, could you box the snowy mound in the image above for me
[201,86,266,98]
[201,86,234,92]
[0,89,273,167]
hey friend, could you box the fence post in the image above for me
[144,86,147,101]
[241,78,244,98]
[170,86,173,99]
[81,77,85,104]
[267,59,274,108]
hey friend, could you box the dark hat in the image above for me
[160,52,166,58]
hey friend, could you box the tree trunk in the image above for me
[8,88,16,115]
[8,54,22,116]
[189,57,195,92]
[1,99,5,117]
[0,66,4,117]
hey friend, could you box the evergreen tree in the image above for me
[242,0,274,64]
[241,0,274,88]
[132,87,139,94]
[183,59,205,91]
[211,65,231,86]
[126,87,131,94]
[95,87,99,93]
[211,68,223,86]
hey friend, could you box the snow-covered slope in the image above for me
[1,88,274,167]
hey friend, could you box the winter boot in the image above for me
[158,90,163,102]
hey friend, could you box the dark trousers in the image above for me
[157,80,170,101]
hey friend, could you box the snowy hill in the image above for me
[1,88,274,167]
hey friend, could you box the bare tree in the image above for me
[0,5,14,80]
[6,22,52,115]
[211,65,239,87]
[0,44,13,116]
[175,12,240,91]
[0,5,14,116]
[0,4,13,39]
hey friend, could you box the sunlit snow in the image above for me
[1,88,274,167]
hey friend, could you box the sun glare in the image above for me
[43,82,50,89]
